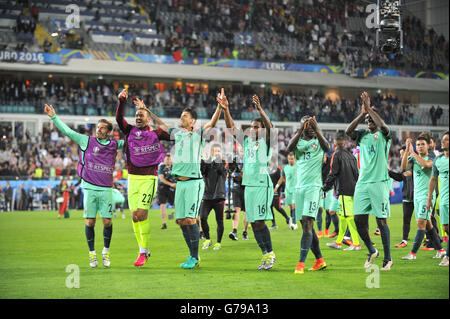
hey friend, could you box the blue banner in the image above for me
[0,50,62,64]
[55,48,449,80]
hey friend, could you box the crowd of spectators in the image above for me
[1,77,446,126]
[2,0,447,73]
[142,0,449,73]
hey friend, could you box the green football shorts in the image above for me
[354,181,390,219]
[321,189,334,211]
[330,194,341,213]
[440,201,449,225]
[174,179,205,219]
[294,186,322,220]
[83,188,113,219]
[285,191,295,206]
[128,174,158,212]
[244,186,274,223]
[414,197,435,221]
[112,188,125,205]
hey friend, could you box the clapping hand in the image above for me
[216,88,229,110]
[252,95,262,111]
[44,104,56,117]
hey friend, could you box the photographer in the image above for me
[199,144,227,250]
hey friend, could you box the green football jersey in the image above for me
[409,154,434,199]
[353,129,391,184]
[432,154,449,203]
[282,164,297,192]
[242,136,272,187]
[294,138,324,188]
[170,128,205,178]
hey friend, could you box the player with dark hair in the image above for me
[218,88,277,270]
[116,89,169,267]
[346,91,393,271]
[401,134,446,260]
[157,154,176,229]
[390,143,415,248]
[170,102,223,269]
[229,147,250,241]
[274,152,298,230]
[45,104,124,268]
[287,115,330,274]
[323,135,361,251]
[319,154,339,238]
[269,159,292,229]
[200,143,227,251]
[427,131,449,266]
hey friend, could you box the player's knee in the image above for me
[85,218,96,227]
[376,218,387,228]
[251,220,265,231]
[177,218,197,226]
[417,219,427,230]
[103,218,112,227]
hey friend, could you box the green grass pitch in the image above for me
[0,204,448,299]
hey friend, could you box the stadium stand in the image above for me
[0,76,447,126]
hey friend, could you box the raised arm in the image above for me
[345,112,366,139]
[409,144,433,168]
[286,117,310,153]
[361,91,390,136]
[133,98,168,132]
[203,105,223,134]
[116,89,131,134]
[401,138,412,171]
[44,104,88,148]
[346,92,368,138]
[217,88,244,149]
[308,116,330,153]
[252,95,272,130]
[217,88,237,133]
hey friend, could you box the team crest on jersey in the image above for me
[135,131,143,140]
[93,146,100,155]
[311,143,318,150]
[373,133,379,141]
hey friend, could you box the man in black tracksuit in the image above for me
[389,145,414,248]
[199,144,227,250]
[323,135,362,250]
[269,160,291,229]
